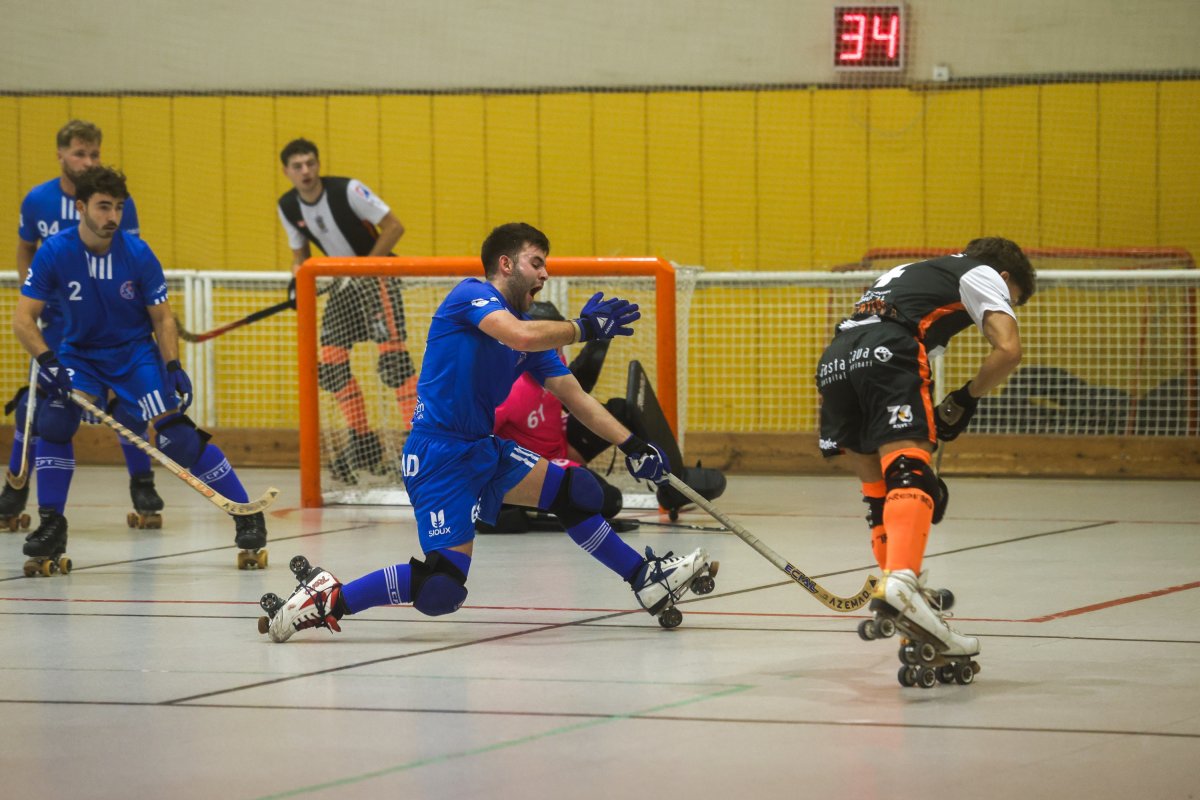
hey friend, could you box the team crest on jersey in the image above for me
[120,280,137,300]
[315,215,329,233]
[887,405,914,427]
[873,346,893,362]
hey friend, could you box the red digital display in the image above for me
[834,5,906,71]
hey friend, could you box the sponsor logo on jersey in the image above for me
[873,346,893,362]
[120,280,136,300]
[887,404,914,427]
[471,298,489,307]
[353,184,372,200]
[428,508,452,537]
[818,437,840,453]
[470,502,481,523]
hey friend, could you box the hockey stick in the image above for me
[69,391,278,515]
[176,299,294,344]
[664,473,879,613]
[7,360,39,490]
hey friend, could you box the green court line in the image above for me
[252,683,753,799]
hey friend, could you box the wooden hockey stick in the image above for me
[664,473,879,612]
[7,360,39,490]
[176,298,295,344]
[69,391,278,515]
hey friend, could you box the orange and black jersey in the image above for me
[838,254,1017,357]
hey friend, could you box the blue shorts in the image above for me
[60,338,178,423]
[402,429,540,552]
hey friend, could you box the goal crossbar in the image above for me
[295,256,679,508]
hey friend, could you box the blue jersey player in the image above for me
[2,119,159,532]
[261,222,717,641]
[12,166,267,569]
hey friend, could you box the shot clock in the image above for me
[833,5,906,72]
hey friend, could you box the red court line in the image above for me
[1023,580,1200,622]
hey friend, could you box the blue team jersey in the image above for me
[18,178,141,345]
[411,278,570,439]
[22,227,168,353]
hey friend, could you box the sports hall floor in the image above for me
[1,466,1196,800]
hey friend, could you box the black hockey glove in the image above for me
[935,382,979,442]
[166,359,194,413]
[574,292,640,342]
[619,434,670,484]
[35,351,73,400]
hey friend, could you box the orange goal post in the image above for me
[295,257,682,508]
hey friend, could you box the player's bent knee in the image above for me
[35,399,82,443]
[317,361,352,393]
[884,454,947,522]
[154,412,211,469]
[377,350,415,389]
[545,466,604,528]
[410,551,468,616]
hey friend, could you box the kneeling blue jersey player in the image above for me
[261,222,715,641]
[12,166,267,566]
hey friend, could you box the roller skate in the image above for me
[630,546,719,629]
[0,473,31,532]
[126,471,164,529]
[22,507,71,577]
[857,569,980,689]
[258,555,345,642]
[234,511,269,570]
[329,430,389,484]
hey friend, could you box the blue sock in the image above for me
[120,430,151,475]
[34,440,74,514]
[192,444,248,502]
[341,548,472,614]
[8,435,25,475]
[538,464,643,581]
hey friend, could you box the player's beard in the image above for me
[81,209,117,240]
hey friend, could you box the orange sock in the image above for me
[880,448,934,574]
[334,378,370,434]
[861,480,888,570]
[395,374,419,430]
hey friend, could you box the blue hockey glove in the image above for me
[35,351,73,400]
[935,382,978,442]
[166,360,193,412]
[619,434,670,484]
[574,292,640,342]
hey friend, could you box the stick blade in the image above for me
[222,487,280,516]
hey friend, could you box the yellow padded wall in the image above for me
[981,86,1039,245]
[1158,81,1200,260]
[379,95,433,257]
[1098,83,1157,247]
[757,89,812,269]
[868,88,925,249]
[16,97,69,193]
[171,97,224,270]
[539,93,594,256]
[646,92,702,266]
[224,96,276,271]
[484,94,540,235]
[592,92,647,257]
[924,88,982,247]
[431,95,486,255]
[1040,83,1099,247]
[0,97,18,265]
[327,95,382,192]
[812,89,869,266]
[120,97,174,260]
[701,91,757,271]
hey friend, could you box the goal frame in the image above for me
[295,256,680,508]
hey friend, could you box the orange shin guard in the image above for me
[861,480,888,570]
[333,378,370,434]
[880,449,934,574]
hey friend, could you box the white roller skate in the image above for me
[858,569,980,689]
[257,555,344,642]
[630,546,718,629]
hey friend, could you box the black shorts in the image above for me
[319,277,408,349]
[815,322,935,456]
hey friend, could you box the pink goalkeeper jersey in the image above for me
[493,368,572,463]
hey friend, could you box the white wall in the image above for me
[3,0,1197,92]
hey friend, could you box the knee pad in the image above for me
[545,466,604,528]
[35,398,82,443]
[377,349,415,389]
[154,412,211,469]
[317,361,352,393]
[410,550,468,616]
[599,478,623,519]
[883,454,947,524]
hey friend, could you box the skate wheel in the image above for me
[658,606,683,629]
[918,642,938,663]
[898,665,918,687]
[143,514,162,530]
[668,508,679,521]
[899,644,919,665]
[857,619,879,641]
[690,574,715,595]
[707,560,720,579]
[22,559,38,577]
[917,666,938,689]
[289,555,311,579]
[58,557,71,575]
[127,512,138,528]
[936,665,956,684]
[257,616,271,635]
[876,616,896,638]
[255,549,268,569]
[260,592,283,615]
[39,559,54,578]
[955,663,975,685]
[2,518,16,533]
